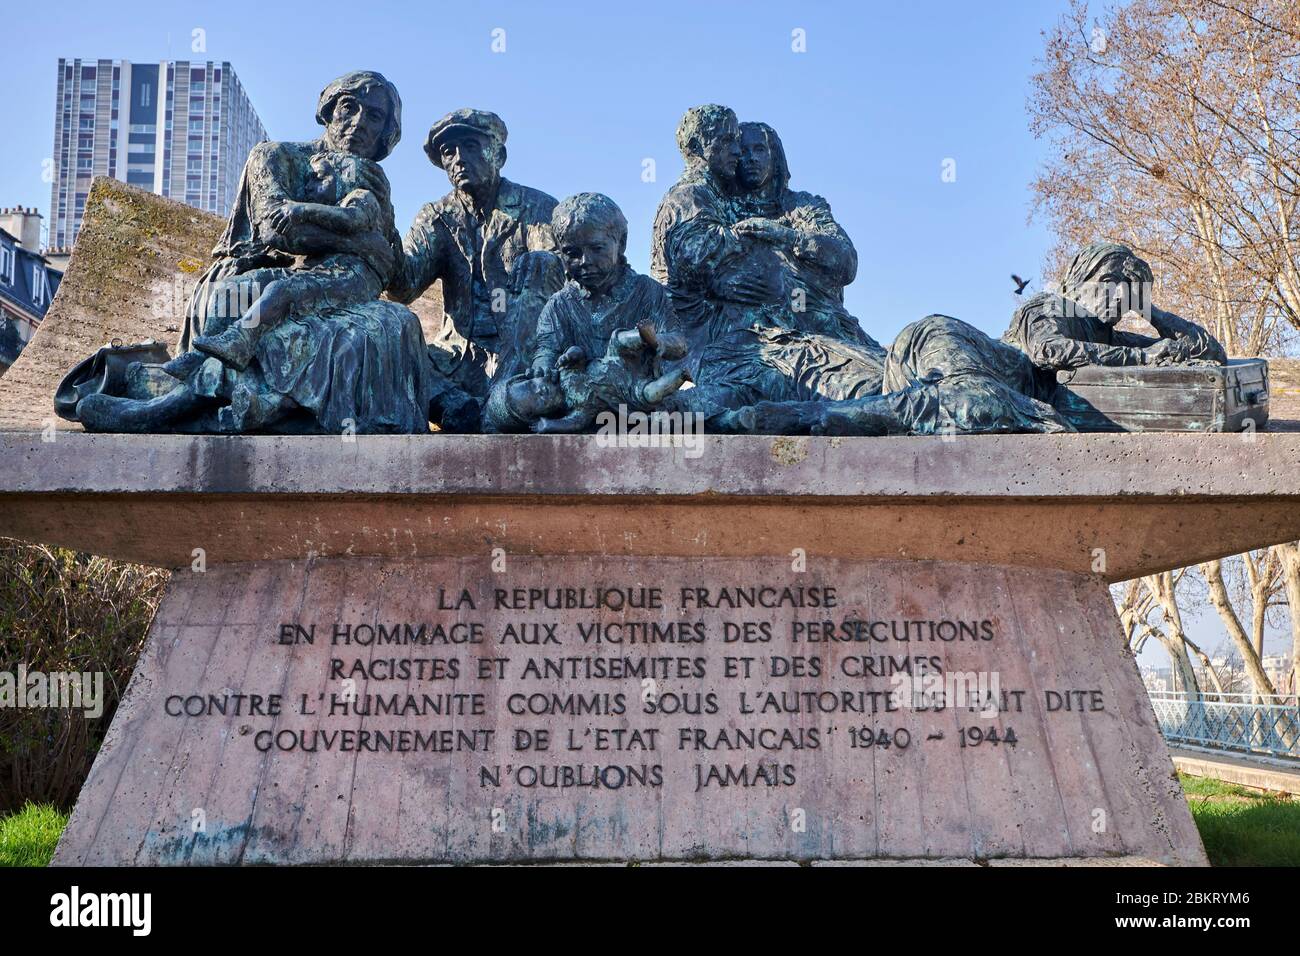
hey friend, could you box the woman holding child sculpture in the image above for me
[65,70,438,434]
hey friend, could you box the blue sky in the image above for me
[1,0,1288,666]
[3,0,1068,344]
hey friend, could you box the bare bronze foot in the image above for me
[641,367,692,405]
[76,385,207,433]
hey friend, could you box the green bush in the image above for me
[0,539,166,813]
[0,802,68,866]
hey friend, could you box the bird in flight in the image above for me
[1011,274,1031,295]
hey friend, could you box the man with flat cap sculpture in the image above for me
[388,109,563,419]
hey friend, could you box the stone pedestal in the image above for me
[52,554,1203,865]
[5,431,1300,865]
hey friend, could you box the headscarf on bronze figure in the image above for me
[315,69,403,161]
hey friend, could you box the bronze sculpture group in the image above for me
[58,71,1230,436]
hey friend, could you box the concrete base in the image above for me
[4,432,1300,582]
[53,555,1206,866]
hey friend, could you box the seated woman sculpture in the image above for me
[730,121,876,348]
[67,70,438,435]
[190,146,396,371]
[649,106,886,422]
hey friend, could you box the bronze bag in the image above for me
[53,339,172,421]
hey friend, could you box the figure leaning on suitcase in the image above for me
[1003,242,1227,377]
[1000,241,1227,431]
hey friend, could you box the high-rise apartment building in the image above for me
[49,58,267,248]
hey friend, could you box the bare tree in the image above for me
[1033,0,1300,700]
[1199,553,1282,696]
[1030,0,1300,355]
[1276,542,1300,693]
[1116,572,1203,693]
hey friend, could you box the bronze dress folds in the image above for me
[182,138,436,434]
[881,313,1071,434]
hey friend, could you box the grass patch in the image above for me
[0,802,68,867]
[1179,772,1300,866]
[1180,774,1257,800]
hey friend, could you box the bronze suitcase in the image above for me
[1056,358,1269,432]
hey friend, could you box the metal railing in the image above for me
[1148,691,1300,760]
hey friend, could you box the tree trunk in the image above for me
[1276,542,1300,696]
[1200,560,1278,697]
[1145,572,1200,696]
[1181,632,1227,696]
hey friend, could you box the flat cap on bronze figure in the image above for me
[387,106,564,424]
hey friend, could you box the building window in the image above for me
[32,265,48,307]
[0,244,13,285]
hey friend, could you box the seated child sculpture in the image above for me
[483,192,691,432]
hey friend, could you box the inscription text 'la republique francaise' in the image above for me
[161,584,1105,793]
